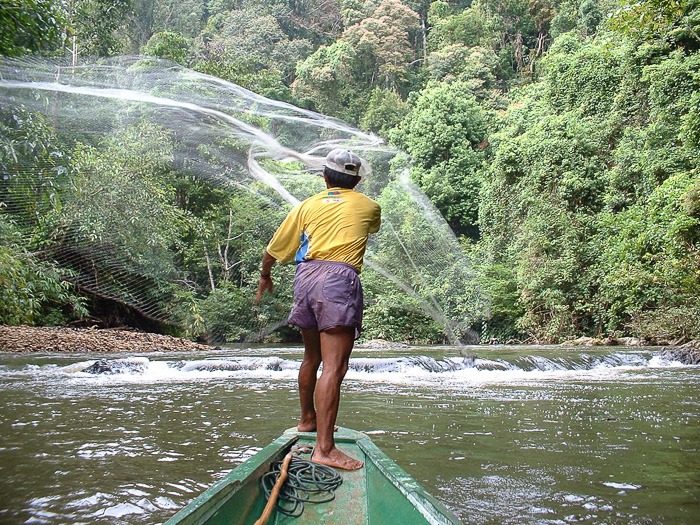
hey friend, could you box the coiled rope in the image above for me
[259,454,343,519]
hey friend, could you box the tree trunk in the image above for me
[203,240,216,292]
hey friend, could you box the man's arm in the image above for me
[256,251,277,301]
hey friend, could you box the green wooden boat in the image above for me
[165,427,462,525]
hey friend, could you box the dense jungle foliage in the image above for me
[1,0,699,344]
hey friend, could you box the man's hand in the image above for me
[256,251,277,301]
[256,275,273,301]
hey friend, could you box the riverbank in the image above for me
[0,325,212,353]
[1,326,698,361]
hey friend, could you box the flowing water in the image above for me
[3,58,696,524]
[0,346,698,524]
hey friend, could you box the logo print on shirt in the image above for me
[322,198,345,204]
[295,230,311,262]
[328,190,341,196]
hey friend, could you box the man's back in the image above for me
[266,187,381,272]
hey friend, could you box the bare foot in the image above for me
[312,448,363,471]
[297,417,317,432]
[297,420,338,432]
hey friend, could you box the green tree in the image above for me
[541,32,624,115]
[293,0,420,119]
[0,0,65,55]
[69,0,132,57]
[359,86,409,136]
[550,0,577,37]
[425,44,504,106]
[153,0,205,37]
[143,31,191,64]
[476,14,700,341]
[199,8,312,78]
[0,106,88,325]
[577,0,601,36]
[391,80,489,237]
[596,173,700,339]
[0,235,88,325]
[342,0,420,89]
[292,41,362,119]
[427,2,494,51]
[607,0,700,46]
[124,0,156,52]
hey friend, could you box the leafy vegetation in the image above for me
[0,0,65,56]
[1,0,698,344]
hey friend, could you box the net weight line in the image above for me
[260,456,343,518]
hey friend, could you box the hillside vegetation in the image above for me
[1,0,699,344]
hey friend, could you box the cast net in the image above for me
[0,56,487,343]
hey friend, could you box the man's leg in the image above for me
[298,327,321,432]
[312,326,363,470]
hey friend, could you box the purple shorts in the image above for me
[287,260,364,339]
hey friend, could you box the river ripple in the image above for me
[0,346,698,524]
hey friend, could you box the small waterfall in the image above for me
[180,358,298,372]
[0,348,688,385]
[512,353,652,371]
[28,349,692,385]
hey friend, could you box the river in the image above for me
[0,345,698,524]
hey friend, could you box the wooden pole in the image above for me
[254,452,294,525]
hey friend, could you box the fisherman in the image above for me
[256,149,381,471]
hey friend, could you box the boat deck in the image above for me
[274,439,367,524]
[166,427,461,525]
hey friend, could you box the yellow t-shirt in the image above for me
[266,187,381,273]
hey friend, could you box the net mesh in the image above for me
[0,56,487,343]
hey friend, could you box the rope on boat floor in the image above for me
[260,455,343,518]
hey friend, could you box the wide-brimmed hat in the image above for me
[324,148,362,176]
